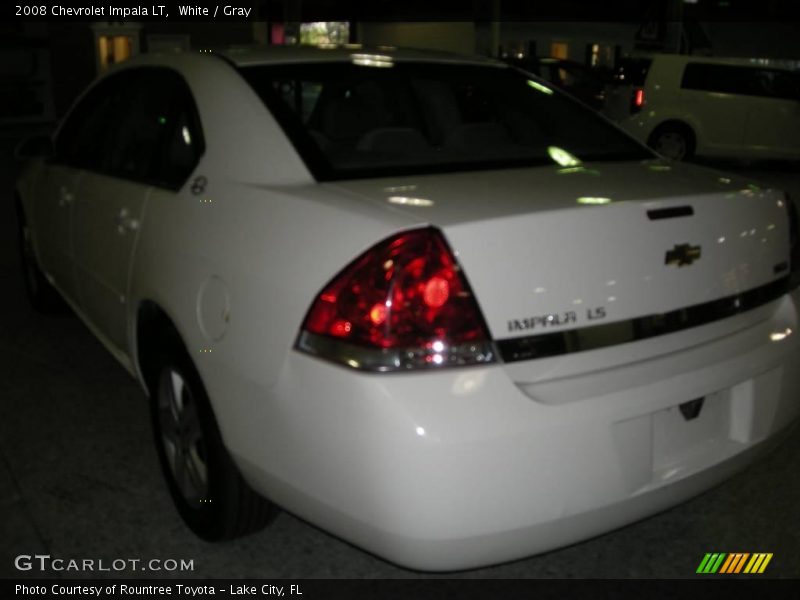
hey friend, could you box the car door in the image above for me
[72,68,202,354]
[31,164,82,303]
[743,68,800,156]
[31,78,121,303]
[678,62,748,152]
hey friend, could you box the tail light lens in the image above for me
[631,87,645,113]
[296,227,497,371]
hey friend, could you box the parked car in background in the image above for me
[505,56,610,110]
[14,46,800,571]
[604,54,800,161]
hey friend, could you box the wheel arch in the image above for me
[646,118,699,160]
[136,297,277,538]
[134,300,190,397]
[647,119,697,146]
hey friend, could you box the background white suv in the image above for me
[605,54,800,161]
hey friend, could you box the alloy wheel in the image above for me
[654,131,687,161]
[157,368,209,507]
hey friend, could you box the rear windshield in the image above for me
[611,58,652,86]
[239,61,652,181]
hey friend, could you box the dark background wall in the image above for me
[2,19,800,124]
[704,22,800,58]
[46,24,96,117]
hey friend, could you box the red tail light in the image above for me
[296,227,497,371]
[631,87,645,113]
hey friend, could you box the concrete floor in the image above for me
[1,129,799,579]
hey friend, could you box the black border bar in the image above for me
[6,0,800,22]
[6,578,800,600]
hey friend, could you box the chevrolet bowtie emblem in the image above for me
[665,243,702,267]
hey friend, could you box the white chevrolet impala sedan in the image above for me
[15,46,800,571]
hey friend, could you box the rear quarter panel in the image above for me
[126,56,417,451]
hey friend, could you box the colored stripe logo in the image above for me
[696,553,773,574]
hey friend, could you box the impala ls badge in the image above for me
[665,243,702,267]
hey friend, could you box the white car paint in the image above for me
[16,47,800,571]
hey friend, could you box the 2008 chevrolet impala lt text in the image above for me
[14,46,800,571]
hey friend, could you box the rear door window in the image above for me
[107,71,174,181]
[58,67,204,189]
[55,72,134,171]
[682,63,800,100]
[681,63,752,95]
[112,69,205,188]
[751,69,800,100]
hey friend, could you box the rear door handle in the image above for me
[115,207,140,233]
[58,186,74,207]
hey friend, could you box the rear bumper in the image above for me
[229,291,800,571]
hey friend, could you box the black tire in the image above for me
[648,123,696,161]
[150,351,276,540]
[16,202,66,313]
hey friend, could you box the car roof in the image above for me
[214,44,504,68]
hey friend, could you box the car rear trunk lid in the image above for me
[328,161,791,368]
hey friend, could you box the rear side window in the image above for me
[55,67,204,189]
[681,64,751,95]
[681,63,800,100]
[55,72,133,171]
[108,73,175,180]
[154,103,205,188]
[750,69,800,100]
[121,69,205,188]
[109,69,204,188]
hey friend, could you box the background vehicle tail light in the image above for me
[296,227,497,371]
[631,87,645,113]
